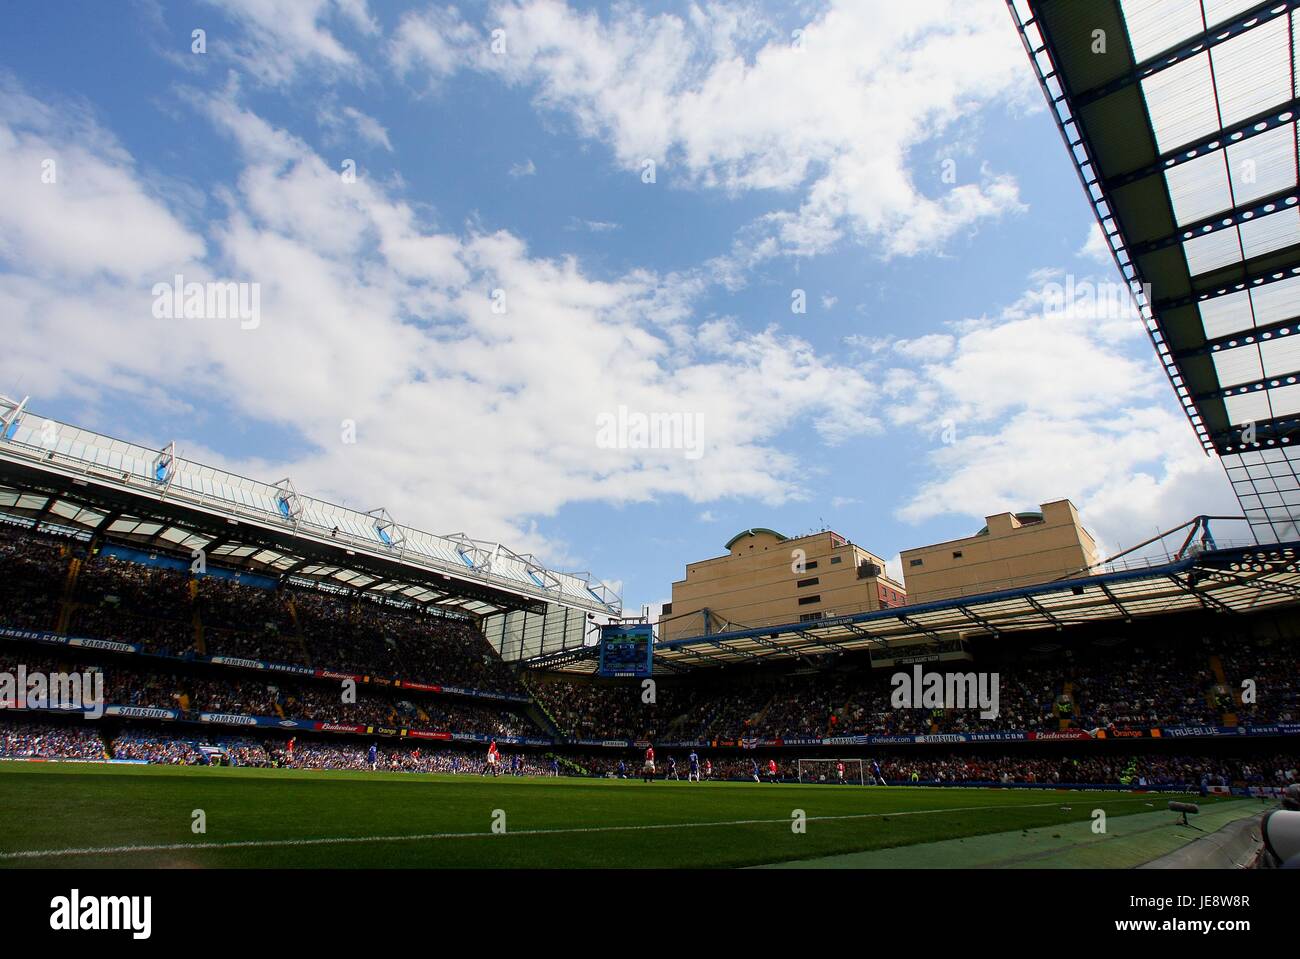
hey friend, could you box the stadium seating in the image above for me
[1,524,1298,789]
[0,524,523,694]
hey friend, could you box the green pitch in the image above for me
[0,763,1228,869]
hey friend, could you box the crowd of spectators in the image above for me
[1218,636,1300,725]
[574,750,1299,788]
[530,636,1300,742]
[527,677,709,740]
[0,718,105,760]
[107,731,277,766]
[0,645,537,737]
[1071,643,1220,729]
[110,730,204,764]
[0,524,70,630]
[279,740,556,775]
[869,752,1299,788]
[4,711,1295,790]
[0,525,524,695]
[3,525,1299,759]
[0,652,182,712]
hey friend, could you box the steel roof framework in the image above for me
[1010,0,1300,543]
[0,401,620,658]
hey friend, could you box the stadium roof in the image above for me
[1010,0,1300,543]
[0,395,619,652]
[528,539,1300,672]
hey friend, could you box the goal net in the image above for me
[796,758,864,785]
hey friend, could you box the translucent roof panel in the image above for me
[1269,379,1300,416]
[1138,18,1296,155]
[1142,53,1220,154]
[1183,225,1243,275]
[1223,389,1271,424]
[1120,0,1206,64]
[1227,124,1297,208]
[1250,273,1300,325]
[1165,150,1232,225]
[1209,16,1291,128]
[1121,0,1285,63]
[1238,206,1300,262]
[1204,0,1276,24]
[1198,288,1254,336]
[1260,333,1300,375]
[1212,343,1263,385]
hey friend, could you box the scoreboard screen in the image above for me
[597,623,654,677]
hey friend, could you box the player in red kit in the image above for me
[642,745,656,782]
[484,739,501,776]
[767,758,778,782]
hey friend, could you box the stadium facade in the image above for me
[657,528,905,642]
[899,499,1101,604]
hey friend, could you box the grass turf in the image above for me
[0,762,1223,869]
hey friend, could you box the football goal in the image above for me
[796,758,864,785]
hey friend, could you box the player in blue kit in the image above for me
[368,742,378,771]
[688,750,700,782]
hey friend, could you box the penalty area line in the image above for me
[0,796,1161,861]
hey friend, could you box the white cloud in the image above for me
[317,100,394,152]
[508,157,536,177]
[892,333,955,362]
[0,81,885,569]
[570,218,620,233]
[1080,222,1112,264]
[342,106,393,152]
[392,0,1035,264]
[204,0,378,85]
[0,81,205,282]
[888,276,1237,554]
[389,6,480,83]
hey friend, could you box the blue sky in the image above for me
[0,0,1238,615]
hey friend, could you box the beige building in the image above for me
[899,499,1100,605]
[659,528,906,642]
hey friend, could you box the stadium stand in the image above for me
[2,715,1293,791]
[0,523,525,695]
[0,719,107,761]
[2,519,1298,793]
